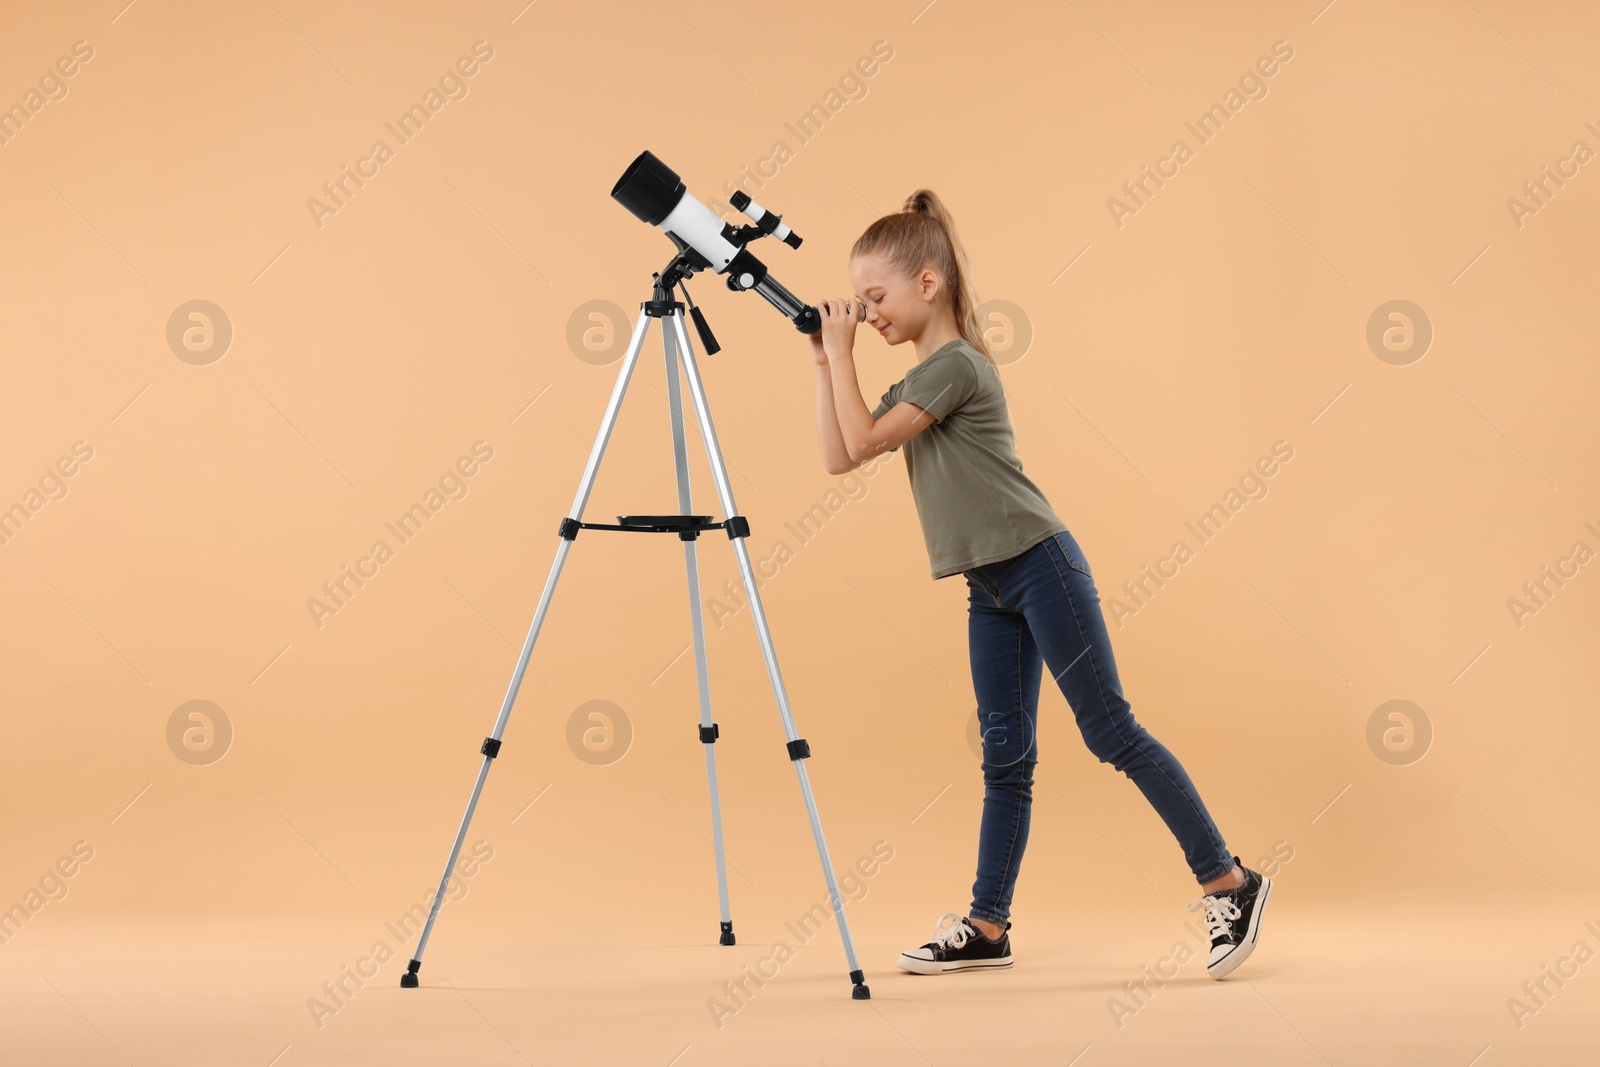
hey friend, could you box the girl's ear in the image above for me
[918,267,940,302]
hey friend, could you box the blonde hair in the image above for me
[851,189,993,364]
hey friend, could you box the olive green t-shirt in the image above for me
[871,338,1068,580]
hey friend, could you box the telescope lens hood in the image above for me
[612,150,685,226]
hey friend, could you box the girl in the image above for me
[809,189,1272,980]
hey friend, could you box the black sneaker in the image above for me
[896,912,1013,974]
[1186,855,1273,979]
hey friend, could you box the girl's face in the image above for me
[850,252,942,347]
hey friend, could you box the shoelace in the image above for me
[929,911,974,951]
[1185,892,1242,941]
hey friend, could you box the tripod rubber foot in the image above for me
[849,968,869,999]
[719,920,735,946]
[401,959,421,988]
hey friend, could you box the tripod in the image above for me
[400,262,871,1001]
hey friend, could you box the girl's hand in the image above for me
[817,298,861,358]
[809,326,828,366]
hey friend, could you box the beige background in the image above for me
[1,0,1597,1064]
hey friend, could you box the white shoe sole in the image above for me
[896,953,1013,975]
[1206,875,1273,979]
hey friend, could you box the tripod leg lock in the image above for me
[481,736,503,758]
[699,722,719,744]
[725,515,750,539]
[558,517,581,540]
[786,738,810,761]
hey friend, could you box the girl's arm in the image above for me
[827,350,932,462]
[815,357,856,475]
[817,298,933,461]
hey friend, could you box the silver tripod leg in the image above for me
[667,309,871,1000]
[401,304,654,988]
[661,316,737,945]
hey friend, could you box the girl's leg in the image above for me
[996,531,1236,887]
[962,570,1043,928]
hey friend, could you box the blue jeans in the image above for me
[962,528,1235,925]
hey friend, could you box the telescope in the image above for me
[611,150,822,340]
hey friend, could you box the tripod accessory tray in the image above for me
[557,514,750,542]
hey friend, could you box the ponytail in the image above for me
[851,189,993,364]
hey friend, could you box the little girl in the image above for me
[809,189,1272,980]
